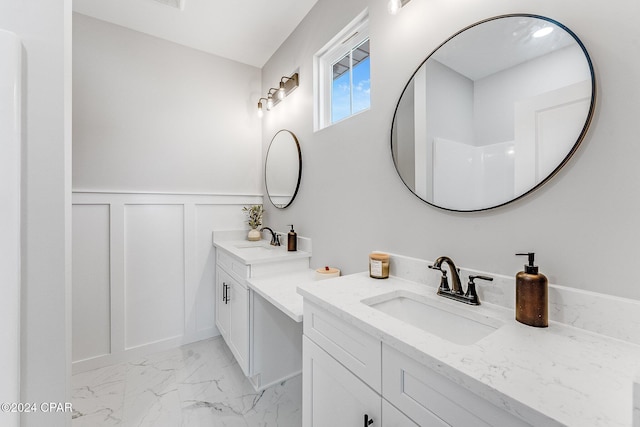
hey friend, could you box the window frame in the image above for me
[314,10,370,131]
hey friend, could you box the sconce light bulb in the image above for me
[267,96,274,110]
[278,81,286,100]
[257,101,264,118]
[388,0,402,15]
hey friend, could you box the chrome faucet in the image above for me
[428,256,493,305]
[260,227,281,246]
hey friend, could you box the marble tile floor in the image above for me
[72,337,302,427]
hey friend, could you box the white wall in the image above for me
[0,29,22,427]
[261,0,640,300]
[73,13,263,194]
[72,15,265,368]
[0,2,72,427]
[426,59,474,146]
[392,80,415,191]
[474,44,590,146]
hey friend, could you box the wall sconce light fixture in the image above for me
[257,97,268,118]
[257,72,299,117]
[388,0,411,14]
[267,87,279,110]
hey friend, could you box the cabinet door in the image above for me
[228,278,249,376]
[303,336,381,427]
[215,268,231,339]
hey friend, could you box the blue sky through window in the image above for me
[352,57,371,114]
[331,56,370,123]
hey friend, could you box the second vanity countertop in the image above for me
[297,273,640,427]
[213,232,313,322]
[247,269,314,322]
[213,238,311,265]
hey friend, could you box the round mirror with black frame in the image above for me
[265,129,302,209]
[391,14,596,212]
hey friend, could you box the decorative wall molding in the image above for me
[72,191,263,373]
[73,191,263,204]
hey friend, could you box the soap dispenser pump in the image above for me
[515,252,548,327]
[287,224,297,252]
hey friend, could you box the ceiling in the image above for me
[73,0,319,68]
[433,16,576,81]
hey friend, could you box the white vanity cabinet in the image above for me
[303,336,420,427]
[215,259,250,375]
[213,234,311,390]
[302,301,531,427]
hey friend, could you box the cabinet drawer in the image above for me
[382,399,422,427]
[217,249,249,285]
[382,345,531,427]
[304,302,381,392]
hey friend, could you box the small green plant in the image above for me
[242,205,264,229]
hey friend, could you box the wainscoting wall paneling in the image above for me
[71,191,262,373]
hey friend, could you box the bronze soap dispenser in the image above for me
[287,224,297,252]
[515,252,548,327]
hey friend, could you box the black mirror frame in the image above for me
[265,129,302,209]
[390,14,597,212]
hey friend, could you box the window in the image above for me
[314,11,370,130]
[331,39,370,123]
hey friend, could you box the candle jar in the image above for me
[315,266,341,280]
[369,253,390,279]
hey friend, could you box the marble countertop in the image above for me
[213,239,311,265]
[297,273,640,427]
[247,269,316,322]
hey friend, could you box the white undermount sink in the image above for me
[363,291,503,345]
[234,242,275,252]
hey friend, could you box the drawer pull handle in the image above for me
[364,414,373,426]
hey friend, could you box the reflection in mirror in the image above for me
[265,130,302,209]
[391,15,595,212]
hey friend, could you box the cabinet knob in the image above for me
[364,414,373,426]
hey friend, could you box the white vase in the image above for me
[247,228,261,241]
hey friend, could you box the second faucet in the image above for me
[260,227,281,246]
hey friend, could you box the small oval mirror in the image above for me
[391,14,595,212]
[265,129,302,209]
